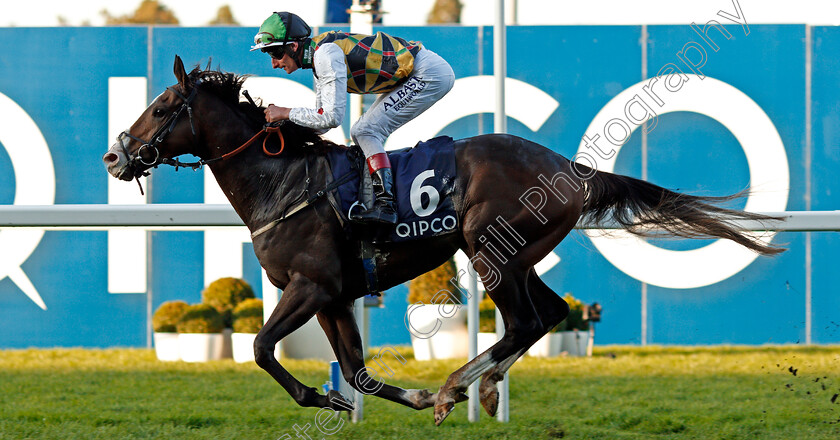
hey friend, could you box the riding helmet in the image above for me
[251,12,312,51]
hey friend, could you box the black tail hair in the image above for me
[578,164,785,255]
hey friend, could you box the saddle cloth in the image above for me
[326,136,459,243]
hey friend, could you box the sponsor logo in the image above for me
[383,76,427,112]
[396,215,457,239]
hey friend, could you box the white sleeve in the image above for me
[288,43,347,131]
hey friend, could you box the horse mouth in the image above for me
[104,160,135,182]
[116,166,135,181]
[103,150,137,182]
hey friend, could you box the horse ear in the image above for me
[173,55,189,87]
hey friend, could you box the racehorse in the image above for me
[103,56,783,425]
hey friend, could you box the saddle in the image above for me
[326,136,460,242]
[324,136,461,294]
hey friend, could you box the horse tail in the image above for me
[575,163,785,256]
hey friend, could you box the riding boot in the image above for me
[350,154,398,225]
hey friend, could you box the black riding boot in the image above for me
[351,168,398,225]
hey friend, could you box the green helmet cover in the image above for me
[251,12,311,51]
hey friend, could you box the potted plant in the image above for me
[406,258,468,360]
[560,293,590,357]
[202,277,255,358]
[151,300,189,361]
[477,295,498,354]
[231,298,263,363]
[177,303,225,362]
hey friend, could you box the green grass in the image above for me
[1,346,839,439]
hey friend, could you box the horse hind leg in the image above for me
[433,268,543,425]
[526,268,571,330]
[477,268,569,416]
[476,350,521,418]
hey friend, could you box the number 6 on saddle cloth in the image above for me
[328,135,460,243]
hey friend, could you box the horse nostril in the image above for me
[103,153,119,165]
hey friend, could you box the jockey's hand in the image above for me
[265,104,291,123]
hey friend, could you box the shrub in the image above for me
[232,298,264,334]
[407,258,458,304]
[202,277,254,327]
[152,300,189,333]
[176,304,224,333]
[478,295,496,333]
[563,293,589,331]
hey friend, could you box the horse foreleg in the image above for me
[254,273,348,410]
[317,303,464,410]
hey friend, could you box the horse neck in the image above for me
[200,115,308,228]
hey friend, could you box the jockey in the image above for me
[252,11,455,225]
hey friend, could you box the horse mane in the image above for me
[186,64,345,156]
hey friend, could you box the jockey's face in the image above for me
[270,42,299,74]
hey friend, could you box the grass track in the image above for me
[1,346,839,439]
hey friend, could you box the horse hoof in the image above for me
[326,390,354,412]
[479,383,499,417]
[407,389,436,410]
[434,401,455,426]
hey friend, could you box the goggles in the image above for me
[262,45,289,60]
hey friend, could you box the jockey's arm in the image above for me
[288,43,347,133]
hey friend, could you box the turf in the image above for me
[0,345,838,439]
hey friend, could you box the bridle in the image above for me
[116,80,203,193]
[114,75,339,238]
[115,79,286,196]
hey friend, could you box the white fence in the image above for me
[2,204,840,230]
[2,204,839,423]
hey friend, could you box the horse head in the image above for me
[103,55,205,182]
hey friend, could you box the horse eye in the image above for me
[153,108,165,118]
